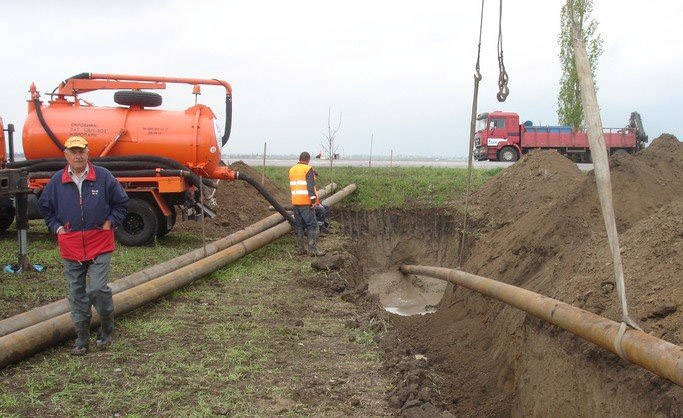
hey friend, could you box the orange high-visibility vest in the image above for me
[289,163,315,205]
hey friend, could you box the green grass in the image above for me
[265,165,501,210]
[0,234,322,416]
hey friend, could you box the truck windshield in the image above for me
[476,118,488,132]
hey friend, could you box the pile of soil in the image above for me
[172,161,290,238]
[392,136,683,417]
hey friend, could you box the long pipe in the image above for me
[0,184,356,367]
[0,183,336,337]
[399,265,683,387]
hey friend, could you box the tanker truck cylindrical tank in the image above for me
[22,100,223,178]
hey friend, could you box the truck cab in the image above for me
[473,111,521,161]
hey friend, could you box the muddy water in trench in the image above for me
[368,271,444,316]
[337,209,462,316]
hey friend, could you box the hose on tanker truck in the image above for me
[236,172,295,227]
[32,99,65,153]
[8,156,217,190]
[96,156,218,188]
[29,169,191,181]
[18,161,295,227]
[222,94,232,146]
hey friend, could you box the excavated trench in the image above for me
[338,209,460,316]
[335,143,683,418]
[338,208,485,417]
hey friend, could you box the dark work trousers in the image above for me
[62,252,114,323]
[314,204,329,227]
[293,205,319,235]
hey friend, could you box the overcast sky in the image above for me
[1,0,680,158]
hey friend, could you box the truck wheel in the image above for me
[116,198,159,246]
[613,149,629,156]
[0,197,15,233]
[114,91,163,108]
[499,147,519,162]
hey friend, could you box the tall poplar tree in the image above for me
[558,0,603,127]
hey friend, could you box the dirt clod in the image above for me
[311,254,345,271]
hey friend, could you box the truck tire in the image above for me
[114,91,163,108]
[116,197,159,246]
[0,197,15,233]
[499,146,519,162]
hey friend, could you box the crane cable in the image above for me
[496,0,510,102]
[458,0,485,267]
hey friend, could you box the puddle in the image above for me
[368,270,446,316]
[385,305,438,316]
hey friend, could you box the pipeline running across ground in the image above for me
[399,264,683,388]
[0,184,355,368]
[0,183,336,338]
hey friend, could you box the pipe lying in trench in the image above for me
[0,184,356,368]
[0,183,336,338]
[399,265,683,388]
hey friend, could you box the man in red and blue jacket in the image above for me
[39,135,129,355]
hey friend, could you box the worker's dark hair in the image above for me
[299,152,310,162]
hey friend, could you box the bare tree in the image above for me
[319,106,342,181]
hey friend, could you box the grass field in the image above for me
[264,165,501,210]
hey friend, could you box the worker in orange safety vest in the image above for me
[289,152,325,256]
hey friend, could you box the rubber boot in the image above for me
[317,221,328,236]
[308,229,326,257]
[320,223,331,236]
[295,229,307,255]
[71,320,90,356]
[95,315,114,350]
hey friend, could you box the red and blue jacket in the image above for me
[38,163,129,262]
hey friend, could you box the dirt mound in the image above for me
[463,135,683,287]
[392,135,683,417]
[172,161,290,238]
[470,149,583,227]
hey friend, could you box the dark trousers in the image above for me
[314,204,329,226]
[62,252,114,323]
[293,205,318,235]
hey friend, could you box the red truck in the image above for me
[473,111,648,162]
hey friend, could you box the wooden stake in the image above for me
[262,142,267,184]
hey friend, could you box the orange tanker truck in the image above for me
[0,73,292,247]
